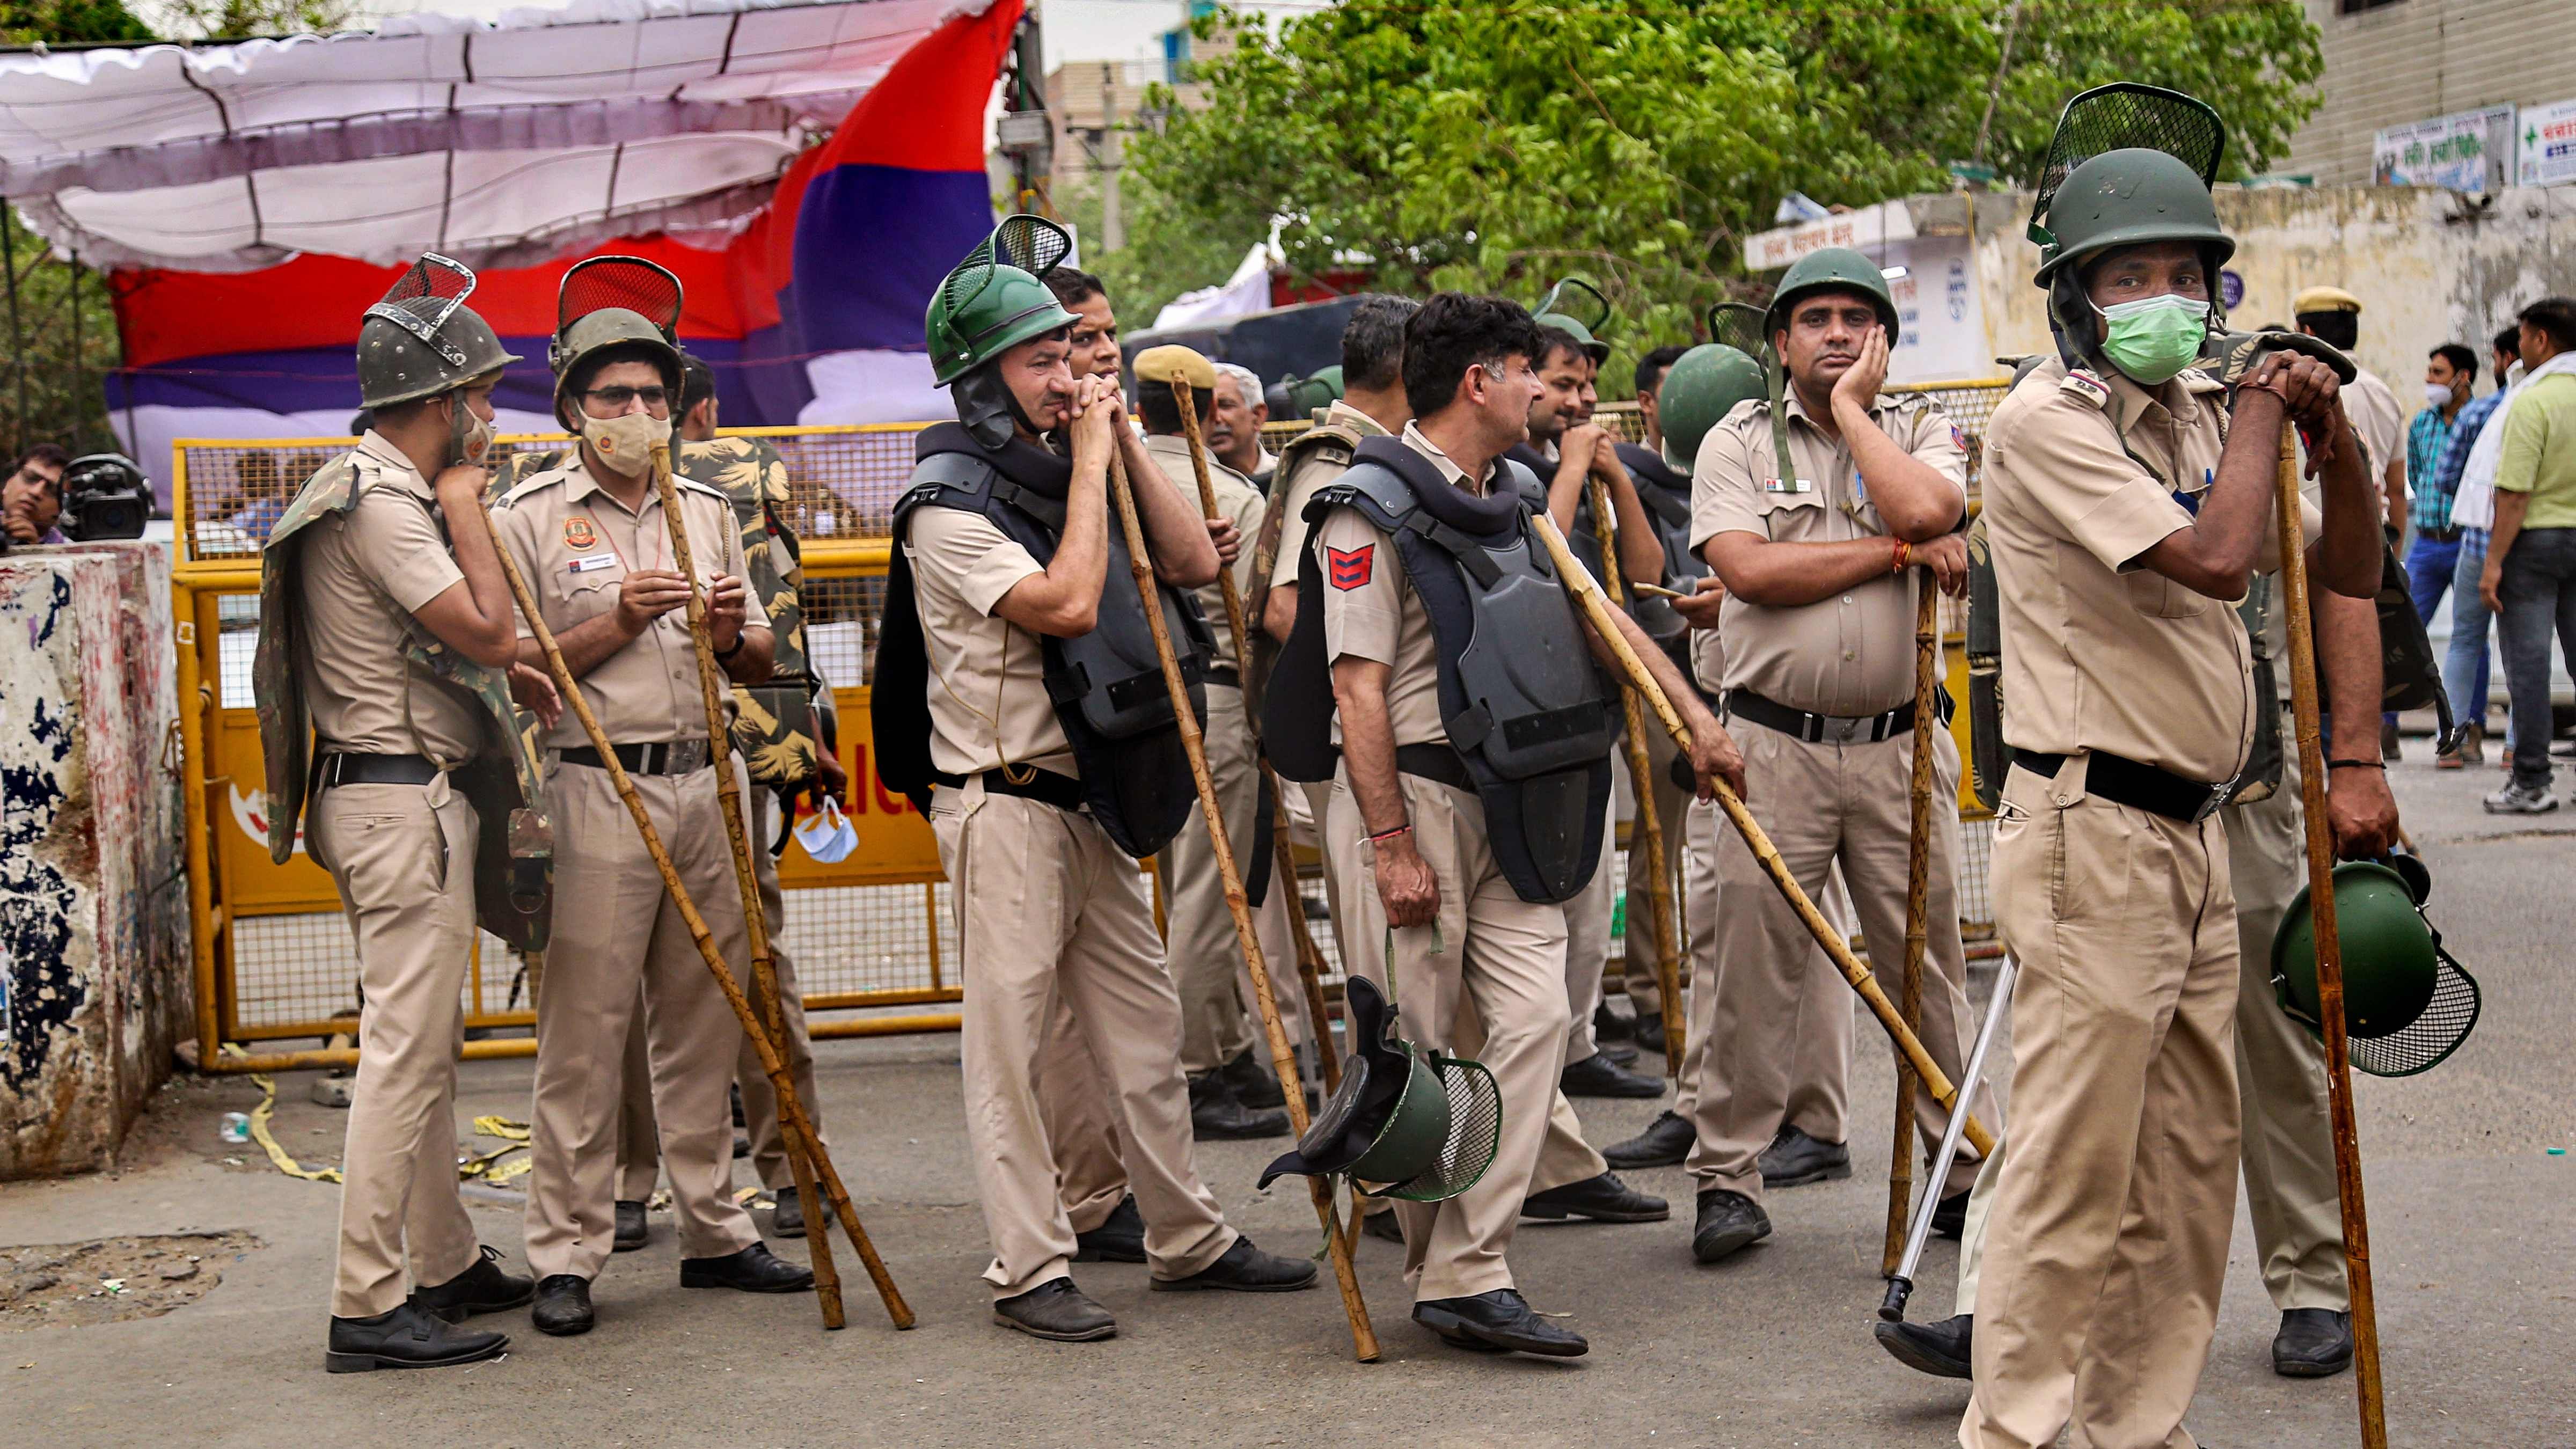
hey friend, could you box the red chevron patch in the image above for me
[1327,544,1373,590]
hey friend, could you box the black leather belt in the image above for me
[2418,526,2463,543]
[560,740,718,775]
[1726,687,1947,745]
[928,765,1086,813]
[318,752,443,788]
[2011,749,2234,823]
[1394,742,1474,792]
[1206,666,1241,689]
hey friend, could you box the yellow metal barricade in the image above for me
[173,384,2011,1069]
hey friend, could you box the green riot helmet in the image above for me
[1532,276,1612,365]
[356,253,521,411]
[2271,860,2483,1077]
[2031,147,2235,290]
[548,255,685,435]
[929,215,1081,449]
[1763,246,1899,348]
[1279,364,1344,420]
[1656,343,1766,471]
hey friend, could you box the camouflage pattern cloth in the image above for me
[492,434,822,788]
[254,447,553,948]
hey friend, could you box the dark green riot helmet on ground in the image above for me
[927,215,1082,448]
[356,252,521,411]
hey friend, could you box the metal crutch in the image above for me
[1879,952,2017,1325]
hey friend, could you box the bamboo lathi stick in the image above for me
[649,443,845,1330]
[1884,575,1938,1277]
[1173,382,1341,1092]
[1105,445,1379,1363]
[2272,429,2387,1448]
[1582,473,1686,1074]
[480,491,912,1330]
[1531,513,1993,1157]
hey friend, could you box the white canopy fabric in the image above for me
[0,0,995,272]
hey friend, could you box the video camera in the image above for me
[60,452,150,541]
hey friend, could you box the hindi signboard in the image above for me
[2374,105,2516,195]
[2518,99,2576,188]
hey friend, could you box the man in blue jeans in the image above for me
[2479,297,2576,813]
[2400,342,2477,762]
[2439,326,2522,766]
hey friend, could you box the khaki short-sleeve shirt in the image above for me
[1984,358,2323,784]
[2344,367,2406,486]
[292,432,481,760]
[492,455,765,750]
[1144,432,1263,672]
[1690,392,1968,715]
[901,506,1079,779]
[1268,400,1393,594]
[1314,422,1487,748]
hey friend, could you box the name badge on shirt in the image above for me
[1763,477,1813,495]
[567,552,620,574]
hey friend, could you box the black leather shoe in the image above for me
[1758,1125,1851,1188]
[613,1199,649,1253]
[1189,1070,1290,1140]
[1220,1047,1287,1109]
[1601,1109,1694,1170]
[1593,1002,1631,1045]
[1361,1207,1405,1243]
[2272,1307,2354,1378]
[733,1132,751,1159]
[1599,1037,1642,1066]
[771,1187,806,1240]
[1074,1194,1147,1263]
[1691,1188,1772,1263]
[1414,1289,1588,1357]
[411,1245,533,1323]
[680,1242,815,1294]
[1633,1009,1668,1054]
[1524,1171,1669,1223]
[1151,1235,1319,1292]
[1561,1050,1664,1099]
[1874,1312,1972,1379]
[529,1274,594,1337]
[993,1277,1116,1342]
[326,1301,508,1372]
[1930,1189,1970,1240]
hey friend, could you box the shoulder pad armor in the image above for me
[1305,458,1412,531]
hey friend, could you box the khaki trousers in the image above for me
[1688,724,1983,1201]
[1621,724,1690,1016]
[1953,737,2345,1318]
[1962,763,2241,1449]
[313,781,482,1318]
[525,759,762,1282]
[1560,791,1620,1062]
[614,789,828,1197]
[931,781,1236,1299]
[1326,769,1574,1302]
[1674,800,1857,1131]
[1038,1001,1130,1235]
[1158,684,1308,1074]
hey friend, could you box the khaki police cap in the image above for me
[1133,344,1219,389]
[2292,285,2362,317]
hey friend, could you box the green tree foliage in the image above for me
[150,0,364,41]
[0,0,155,45]
[1124,0,2323,391]
[1051,176,1269,328]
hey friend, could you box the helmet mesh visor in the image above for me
[2351,950,2481,1078]
[1536,276,1609,333]
[364,252,475,347]
[1709,301,1767,357]
[1373,1055,1502,1204]
[2029,84,2228,244]
[558,257,683,340]
[990,214,1072,280]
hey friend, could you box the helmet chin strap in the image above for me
[953,364,1038,451]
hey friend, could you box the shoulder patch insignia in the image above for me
[1327,543,1373,590]
[2059,368,2111,409]
[563,516,597,550]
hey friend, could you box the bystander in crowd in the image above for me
[2403,343,2479,764]
[2434,327,2523,770]
[2473,298,2576,813]
[2,442,67,545]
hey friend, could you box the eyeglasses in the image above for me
[582,385,670,409]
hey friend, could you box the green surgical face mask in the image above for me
[2094,294,2210,385]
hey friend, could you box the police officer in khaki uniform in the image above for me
[609,352,836,1250]
[1271,292,1742,1356]
[1963,148,2381,1449]
[1683,248,1988,1264]
[257,257,543,1372]
[493,273,814,1337]
[875,222,1315,1343]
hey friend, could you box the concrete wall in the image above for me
[1,541,187,1180]
[2285,0,2576,188]
[1966,182,2576,393]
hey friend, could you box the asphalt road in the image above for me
[3,751,2571,1448]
